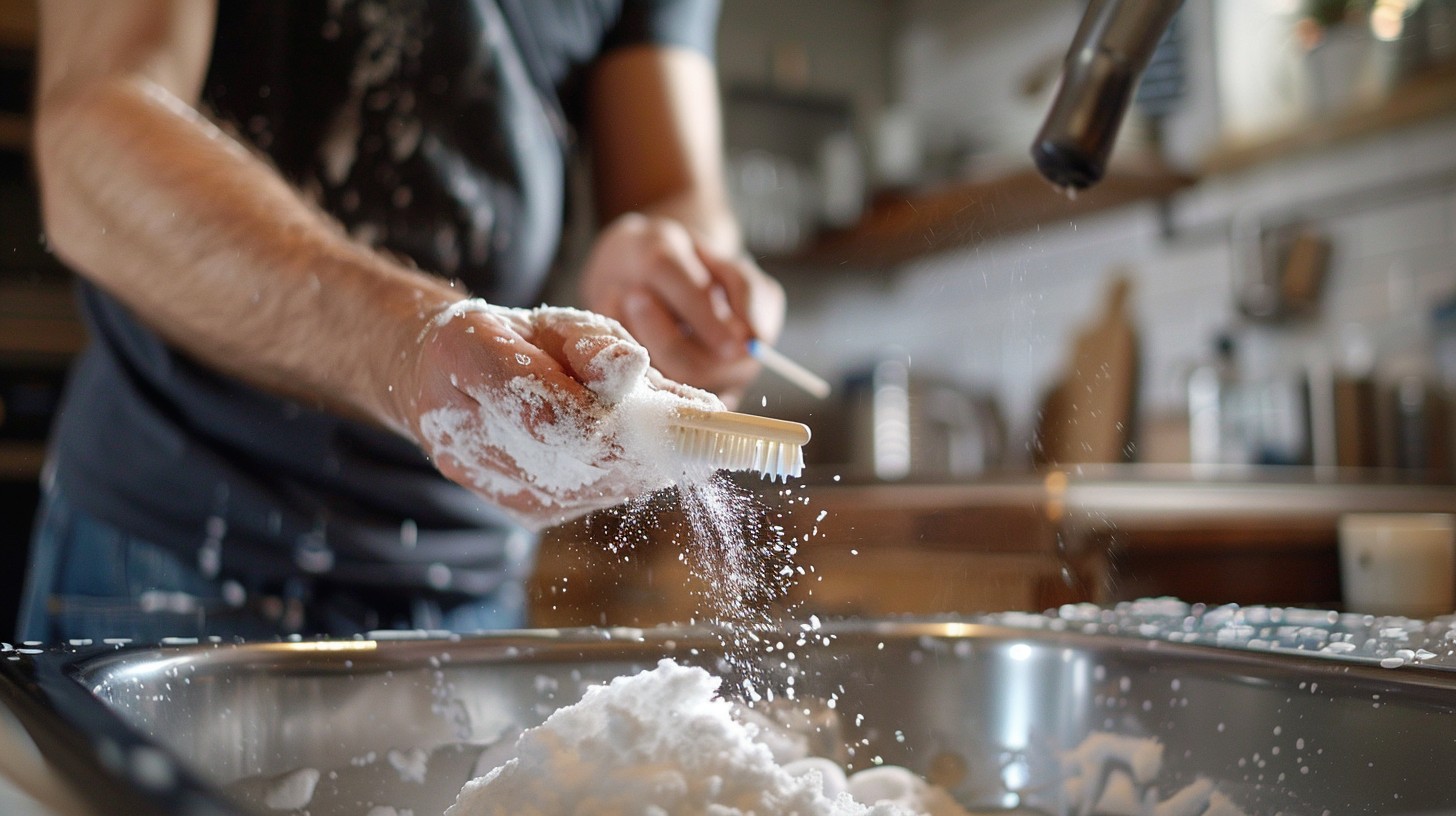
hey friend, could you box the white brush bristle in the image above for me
[670,425,805,482]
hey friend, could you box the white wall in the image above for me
[716,0,892,130]
[724,2,1456,465]
[889,0,1225,174]
[769,116,1456,459]
[891,0,1084,164]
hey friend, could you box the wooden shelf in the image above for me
[768,63,1456,272]
[0,281,85,360]
[778,158,1196,269]
[0,112,27,153]
[0,441,44,481]
[1204,61,1456,174]
[0,0,36,154]
[0,0,37,52]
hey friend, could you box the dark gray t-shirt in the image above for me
[50,0,717,607]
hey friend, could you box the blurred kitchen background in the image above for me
[5,1,1456,635]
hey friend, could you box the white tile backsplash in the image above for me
[1325,275,1398,326]
[1324,194,1451,260]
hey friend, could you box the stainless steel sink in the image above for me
[4,605,1456,815]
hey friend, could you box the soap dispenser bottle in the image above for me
[1188,334,1247,465]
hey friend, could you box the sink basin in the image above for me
[4,606,1456,815]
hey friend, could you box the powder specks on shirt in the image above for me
[446,659,962,816]
[320,0,420,186]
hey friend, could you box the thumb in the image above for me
[529,308,650,404]
[569,333,650,404]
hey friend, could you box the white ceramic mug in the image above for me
[1339,513,1456,618]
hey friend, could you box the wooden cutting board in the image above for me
[1033,275,1140,466]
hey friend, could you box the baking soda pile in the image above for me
[446,659,968,816]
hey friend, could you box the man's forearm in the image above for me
[36,76,461,434]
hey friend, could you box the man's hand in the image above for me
[578,213,785,408]
[401,301,722,531]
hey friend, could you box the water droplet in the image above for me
[198,539,222,579]
[426,563,452,589]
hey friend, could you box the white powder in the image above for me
[1059,733,1250,816]
[576,331,650,404]
[261,766,321,811]
[446,660,967,816]
[387,747,430,784]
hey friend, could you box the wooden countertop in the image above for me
[793,466,1456,608]
[800,465,1456,532]
[535,466,1456,624]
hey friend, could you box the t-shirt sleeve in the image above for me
[603,0,721,60]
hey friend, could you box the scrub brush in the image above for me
[667,406,811,481]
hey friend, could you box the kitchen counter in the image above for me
[532,467,1456,626]
[801,464,1456,541]
[795,465,1456,609]
[802,462,1456,510]
[1050,463,1456,525]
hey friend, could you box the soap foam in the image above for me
[418,302,727,525]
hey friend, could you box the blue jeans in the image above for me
[17,490,527,643]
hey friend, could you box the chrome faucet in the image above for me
[1032,0,1183,190]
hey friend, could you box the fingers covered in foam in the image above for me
[410,300,724,529]
[527,307,650,405]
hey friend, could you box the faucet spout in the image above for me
[1032,0,1182,190]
